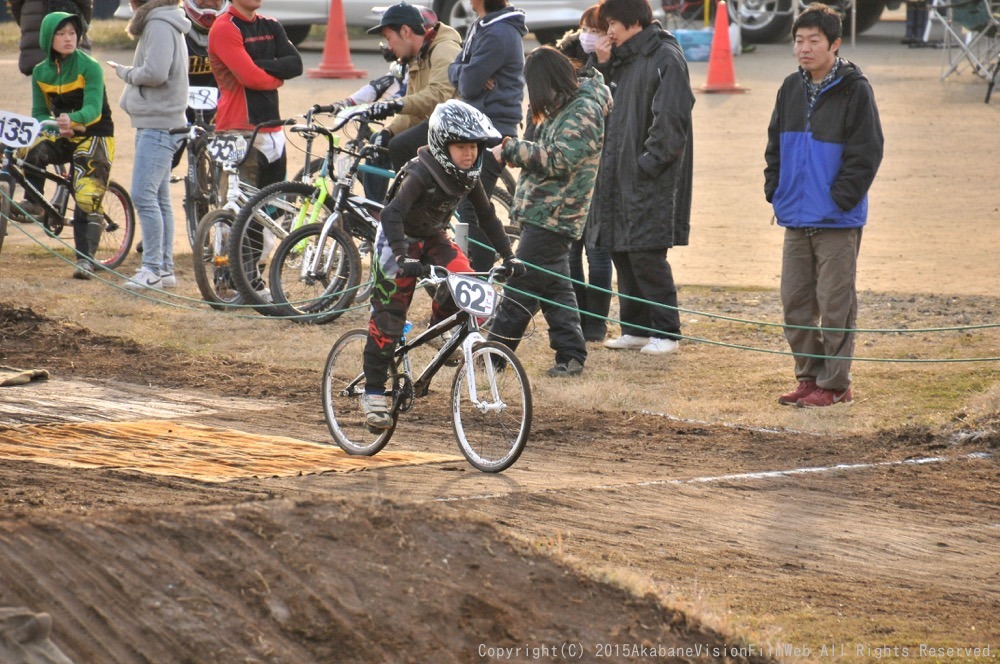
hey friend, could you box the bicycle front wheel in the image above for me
[183,138,218,250]
[322,329,395,455]
[93,181,136,270]
[354,240,376,304]
[230,181,333,314]
[451,341,531,473]
[192,208,242,310]
[267,221,361,324]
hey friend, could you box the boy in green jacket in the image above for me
[25,11,115,279]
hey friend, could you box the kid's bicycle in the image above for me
[0,110,135,268]
[322,265,532,473]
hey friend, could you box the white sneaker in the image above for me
[160,272,177,288]
[360,393,393,429]
[255,287,272,303]
[640,337,680,355]
[123,267,163,290]
[603,334,650,350]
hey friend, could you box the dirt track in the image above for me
[1,19,999,664]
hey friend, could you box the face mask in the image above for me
[580,32,600,54]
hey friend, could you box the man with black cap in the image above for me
[365,2,462,180]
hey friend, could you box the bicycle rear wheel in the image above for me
[322,329,396,455]
[192,208,243,310]
[451,341,531,473]
[267,222,361,324]
[229,180,333,315]
[0,180,10,257]
[93,181,135,270]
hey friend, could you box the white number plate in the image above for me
[207,134,248,165]
[448,274,496,318]
[188,86,219,111]
[0,110,42,149]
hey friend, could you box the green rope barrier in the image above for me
[466,235,1000,335]
[465,237,1000,363]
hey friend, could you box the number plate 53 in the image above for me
[448,274,496,318]
[207,134,248,165]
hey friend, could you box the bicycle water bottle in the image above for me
[402,320,413,340]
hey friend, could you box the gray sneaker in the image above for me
[546,358,584,378]
[72,258,94,280]
[360,393,393,430]
[160,272,177,288]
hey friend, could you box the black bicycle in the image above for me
[322,265,532,473]
[0,111,135,268]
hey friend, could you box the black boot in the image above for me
[582,288,612,342]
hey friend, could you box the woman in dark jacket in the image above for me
[11,0,93,76]
[555,4,616,342]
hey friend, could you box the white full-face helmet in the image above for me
[427,100,501,190]
[185,0,230,34]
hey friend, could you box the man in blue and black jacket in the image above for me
[765,3,883,409]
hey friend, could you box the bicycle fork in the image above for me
[461,332,506,414]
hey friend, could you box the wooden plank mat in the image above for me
[0,420,461,482]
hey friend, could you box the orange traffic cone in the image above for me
[700,1,747,93]
[308,0,367,79]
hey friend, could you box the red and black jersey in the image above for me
[207,6,302,132]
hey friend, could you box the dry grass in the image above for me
[3,223,999,439]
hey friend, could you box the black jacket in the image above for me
[586,24,695,252]
[380,148,512,260]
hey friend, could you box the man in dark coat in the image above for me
[586,0,694,355]
[11,0,93,76]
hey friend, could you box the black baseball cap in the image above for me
[367,2,426,35]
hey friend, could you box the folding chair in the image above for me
[929,0,1000,80]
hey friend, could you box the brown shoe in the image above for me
[778,380,817,405]
[797,387,853,408]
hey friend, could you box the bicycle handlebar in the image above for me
[419,265,510,285]
[168,124,215,137]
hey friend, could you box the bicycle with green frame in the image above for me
[262,104,520,324]
[260,105,390,323]
[226,112,361,318]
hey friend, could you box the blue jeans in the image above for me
[132,129,183,275]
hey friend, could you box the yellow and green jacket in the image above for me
[31,12,114,137]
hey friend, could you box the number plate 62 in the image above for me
[0,110,42,149]
[448,274,496,318]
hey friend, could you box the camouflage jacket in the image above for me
[499,69,611,240]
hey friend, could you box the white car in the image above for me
[116,1,598,46]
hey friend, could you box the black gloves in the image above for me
[371,129,392,151]
[367,99,404,121]
[395,256,425,278]
[502,257,527,279]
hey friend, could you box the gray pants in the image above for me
[780,227,862,391]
